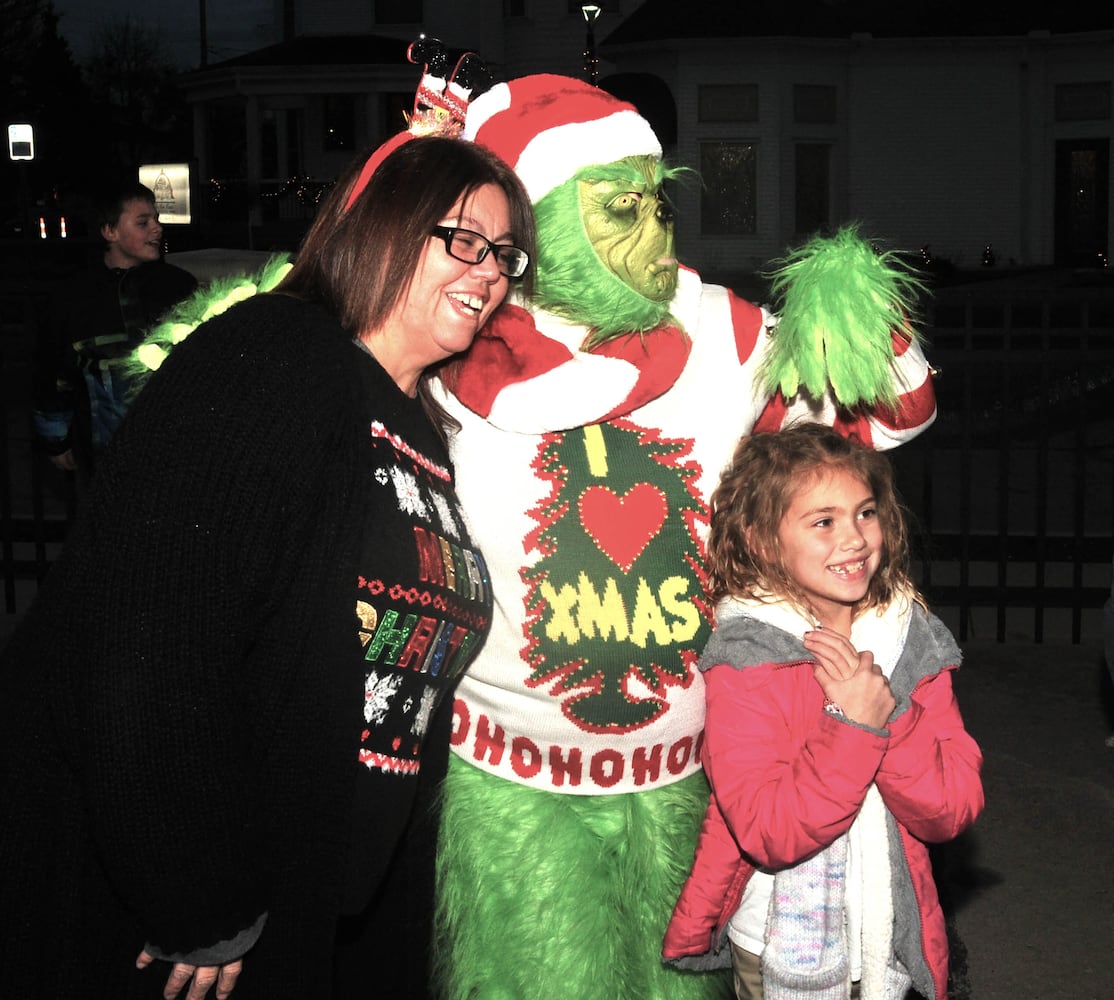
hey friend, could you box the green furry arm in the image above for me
[758,226,927,408]
[123,254,293,391]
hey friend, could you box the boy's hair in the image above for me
[94,182,156,231]
[705,422,915,616]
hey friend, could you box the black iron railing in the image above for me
[894,285,1114,642]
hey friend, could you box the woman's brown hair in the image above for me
[276,135,536,432]
[705,422,916,618]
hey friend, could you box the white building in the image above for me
[179,1,1114,272]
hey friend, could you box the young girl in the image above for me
[663,423,983,1000]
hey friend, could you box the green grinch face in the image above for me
[578,155,677,303]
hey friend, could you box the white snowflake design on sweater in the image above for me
[387,465,429,519]
[364,670,404,725]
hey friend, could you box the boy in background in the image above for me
[32,180,196,481]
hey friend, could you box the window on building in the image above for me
[700,142,756,235]
[323,94,355,152]
[793,84,836,124]
[504,0,526,15]
[262,109,279,178]
[286,110,303,176]
[375,0,423,23]
[1055,82,1111,122]
[795,143,831,236]
[1054,138,1109,264]
[698,84,758,123]
[207,104,246,178]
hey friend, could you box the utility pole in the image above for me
[199,0,208,67]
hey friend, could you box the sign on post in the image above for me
[139,163,192,224]
[8,123,34,160]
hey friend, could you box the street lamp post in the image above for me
[581,4,601,87]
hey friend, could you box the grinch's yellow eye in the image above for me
[607,192,642,217]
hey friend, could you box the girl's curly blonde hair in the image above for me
[705,422,917,619]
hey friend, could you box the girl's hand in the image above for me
[136,950,243,1000]
[804,629,895,729]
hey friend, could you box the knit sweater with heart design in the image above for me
[434,266,937,795]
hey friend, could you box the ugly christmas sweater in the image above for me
[433,266,936,795]
[0,294,491,999]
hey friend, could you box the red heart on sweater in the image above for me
[578,484,668,572]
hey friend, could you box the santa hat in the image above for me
[464,74,662,204]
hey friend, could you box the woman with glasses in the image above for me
[0,134,534,1000]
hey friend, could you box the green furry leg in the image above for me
[434,759,731,1000]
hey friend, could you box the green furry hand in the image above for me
[759,226,927,408]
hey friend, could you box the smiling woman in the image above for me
[278,135,535,420]
[357,178,521,395]
[0,133,535,1000]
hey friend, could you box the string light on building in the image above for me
[581,4,601,87]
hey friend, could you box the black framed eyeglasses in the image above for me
[431,226,530,279]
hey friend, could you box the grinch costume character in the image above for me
[431,74,938,1000]
[120,54,936,998]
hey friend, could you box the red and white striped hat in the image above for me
[464,74,662,204]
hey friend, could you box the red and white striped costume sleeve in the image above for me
[751,322,937,449]
[447,265,936,444]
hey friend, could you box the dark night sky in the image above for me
[52,0,274,68]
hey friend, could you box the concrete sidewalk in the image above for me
[943,638,1114,999]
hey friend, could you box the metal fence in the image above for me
[1,277,73,614]
[3,271,1113,642]
[894,281,1114,643]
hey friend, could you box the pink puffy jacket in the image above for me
[662,606,984,1000]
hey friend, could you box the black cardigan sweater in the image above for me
[0,294,491,998]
